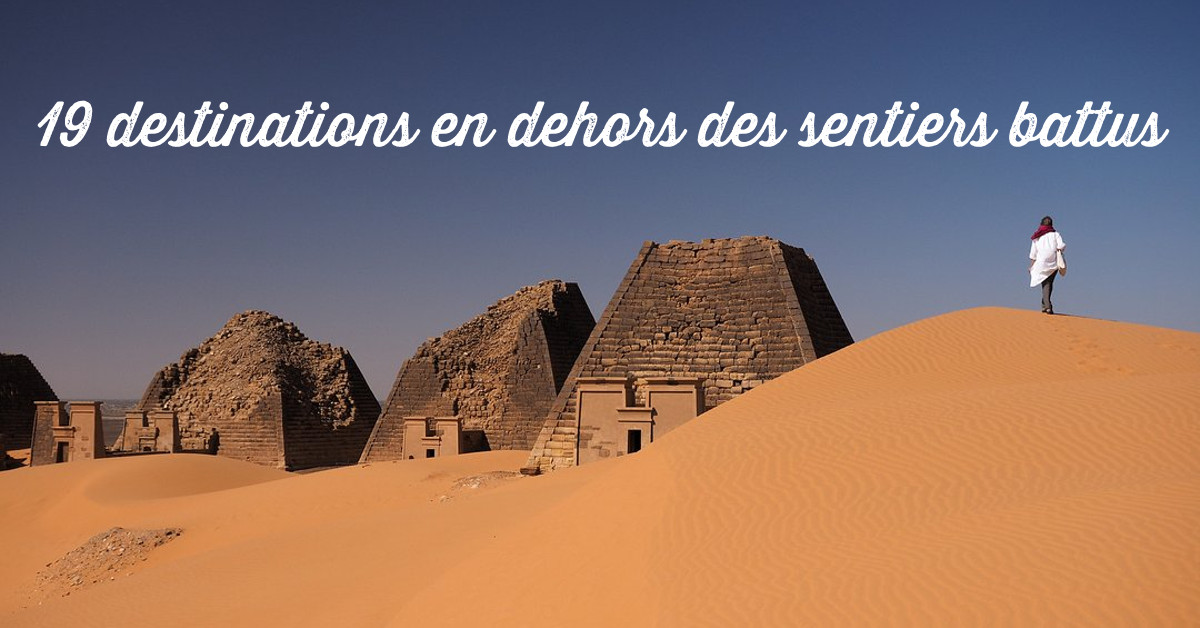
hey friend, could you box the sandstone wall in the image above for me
[778,241,855,357]
[29,402,64,466]
[526,237,854,471]
[360,280,594,463]
[0,354,58,451]
[281,354,381,469]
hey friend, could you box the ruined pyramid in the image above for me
[359,280,595,463]
[0,353,58,452]
[526,236,853,472]
[133,311,380,469]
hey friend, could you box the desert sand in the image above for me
[2,307,1197,626]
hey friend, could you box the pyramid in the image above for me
[526,236,853,472]
[359,280,595,463]
[0,353,58,452]
[134,311,381,469]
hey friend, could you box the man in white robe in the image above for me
[1029,216,1065,314]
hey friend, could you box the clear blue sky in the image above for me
[2,1,1197,398]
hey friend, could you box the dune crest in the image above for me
[395,308,1200,626]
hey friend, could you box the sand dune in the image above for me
[3,307,1198,626]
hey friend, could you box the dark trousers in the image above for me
[1041,272,1057,312]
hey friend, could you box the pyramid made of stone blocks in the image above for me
[0,354,58,452]
[526,236,854,472]
[134,311,381,470]
[359,280,595,463]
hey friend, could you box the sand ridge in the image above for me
[393,308,1200,626]
[2,307,1198,626]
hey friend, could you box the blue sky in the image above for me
[2,0,1197,398]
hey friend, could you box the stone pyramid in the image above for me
[360,280,595,463]
[134,311,380,469]
[525,236,853,472]
[0,353,58,452]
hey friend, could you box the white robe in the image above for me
[1029,232,1065,287]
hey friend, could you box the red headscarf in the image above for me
[1031,225,1056,241]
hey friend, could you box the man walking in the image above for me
[1029,216,1066,314]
